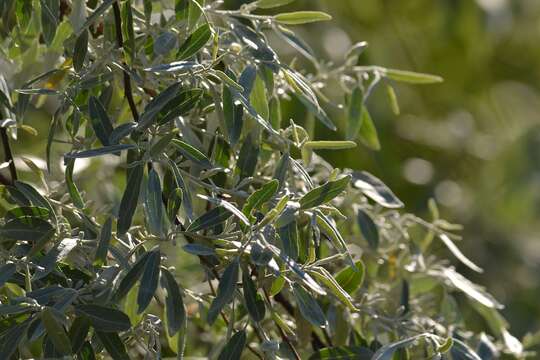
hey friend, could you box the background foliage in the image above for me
[1,0,539,359]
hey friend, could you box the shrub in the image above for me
[0,0,526,359]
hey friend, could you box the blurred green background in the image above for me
[7,0,540,345]
[278,0,540,339]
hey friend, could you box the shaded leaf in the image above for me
[293,284,326,327]
[89,96,114,146]
[242,270,265,322]
[117,163,144,236]
[137,249,161,314]
[171,139,213,168]
[94,217,112,266]
[218,330,247,360]
[65,144,137,159]
[75,304,131,332]
[96,331,130,360]
[161,268,186,336]
[187,206,232,233]
[208,259,239,324]
[309,346,373,360]
[41,307,71,355]
[357,209,378,249]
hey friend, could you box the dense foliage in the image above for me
[0,0,530,358]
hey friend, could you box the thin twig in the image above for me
[112,1,139,122]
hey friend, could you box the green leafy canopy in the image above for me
[0,0,522,359]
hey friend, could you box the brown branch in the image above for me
[112,1,139,123]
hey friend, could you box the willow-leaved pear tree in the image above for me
[0,0,529,359]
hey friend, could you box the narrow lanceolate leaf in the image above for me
[14,181,55,219]
[154,31,177,55]
[89,96,114,146]
[350,171,404,208]
[308,346,373,360]
[278,221,299,260]
[198,195,250,226]
[309,267,357,311]
[335,261,365,295]
[183,243,215,256]
[138,83,182,130]
[94,217,112,266]
[208,259,239,324]
[214,70,244,92]
[161,269,186,336]
[242,271,265,322]
[385,84,400,115]
[75,304,131,332]
[65,158,84,209]
[40,0,59,45]
[303,141,357,150]
[346,87,364,141]
[256,0,295,9]
[299,176,351,209]
[73,29,88,72]
[242,179,279,220]
[145,170,167,236]
[222,74,243,146]
[372,333,432,360]
[144,61,204,73]
[96,331,130,360]
[293,284,326,327]
[117,163,144,236]
[137,249,161,314]
[0,263,17,287]
[217,330,247,360]
[177,23,212,60]
[0,217,54,241]
[250,75,269,120]
[166,188,183,223]
[41,307,71,355]
[65,144,137,159]
[274,11,332,25]
[383,68,443,84]
[187,206,232,233]
[115,251,151,301]
[171,139,213,168]
[358,109,380,150]
[122,0,135,62]
[5,206,50,221]
[357,209,379,249]
[78,0,115,35]
[439,234,483,273]
[68,317,91,354]
[0,321,30,359]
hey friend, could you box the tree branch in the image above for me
[112,1,139,122]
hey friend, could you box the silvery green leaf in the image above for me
[292,284,326,327]
[144,61,204,73]
[64,144,137,159]
[350,171,404,208]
